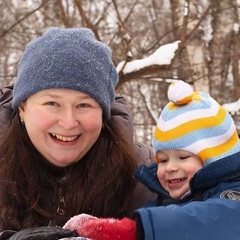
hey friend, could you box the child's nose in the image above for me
[166,161,178,172]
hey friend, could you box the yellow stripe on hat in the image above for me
[198,131,239,162]
[155,105,226,141]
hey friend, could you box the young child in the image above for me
[63,80,240,240]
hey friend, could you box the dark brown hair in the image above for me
[0,114,137,231]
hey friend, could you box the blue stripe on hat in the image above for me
[161,92,212,121]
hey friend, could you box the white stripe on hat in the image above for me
[157,99,219,131]
[184,120,236,154]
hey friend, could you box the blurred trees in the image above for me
[0,0,239,145]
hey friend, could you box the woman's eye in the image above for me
[45,101,58,106]
[78,103,91,108]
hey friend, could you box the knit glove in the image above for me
[63,214,98,233]
[63,214,136,240]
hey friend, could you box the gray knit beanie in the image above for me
[12,27,118,120]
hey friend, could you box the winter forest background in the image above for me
[0,0,240,146]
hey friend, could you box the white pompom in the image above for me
[167,80,193,105]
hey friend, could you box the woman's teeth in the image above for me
[51,133,78,142]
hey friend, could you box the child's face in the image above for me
[156,149,203,199]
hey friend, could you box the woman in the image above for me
[0,27,155,239]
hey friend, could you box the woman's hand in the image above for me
[8,226,77,240]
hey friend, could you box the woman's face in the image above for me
[19,89,103,167]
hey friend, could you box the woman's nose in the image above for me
[58,109,79,130]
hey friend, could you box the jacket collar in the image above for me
[190,151,240,192]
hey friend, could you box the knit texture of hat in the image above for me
[12,27,119,120]
[153,80,240,166]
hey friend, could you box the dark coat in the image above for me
[0,85,13,138]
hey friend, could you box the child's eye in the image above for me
[179,156,189,160]
[159,159,168,164]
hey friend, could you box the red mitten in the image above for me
[79,217,136,240]
[63,213,98,233]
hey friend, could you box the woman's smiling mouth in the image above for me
[50,133,80,142]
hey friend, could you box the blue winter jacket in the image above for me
[133,150,240,240]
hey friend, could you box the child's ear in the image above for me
[155,156,160,164]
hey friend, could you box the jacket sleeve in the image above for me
[0,84,14,140]
[0,230,16,240]
[0,227,77,240]
[133,197,240,240]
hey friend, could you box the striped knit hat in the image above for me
[153,80,240,166]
